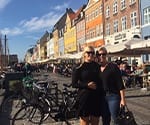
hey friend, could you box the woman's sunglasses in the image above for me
[86,51,95,55]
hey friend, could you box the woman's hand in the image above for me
[120,99,126,107]
[88,82,96,89]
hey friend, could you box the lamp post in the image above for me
[0,35,3,72]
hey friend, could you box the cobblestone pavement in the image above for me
[0,72,150,125]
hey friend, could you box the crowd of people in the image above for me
[9,61,75,77]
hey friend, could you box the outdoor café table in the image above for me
[139,73,150,89]
[128,73,139,87]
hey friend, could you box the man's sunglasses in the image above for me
[86,51,95,55]
[97,53,107,56]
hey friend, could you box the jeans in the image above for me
[101,97,111,125]
[105,93,121,125]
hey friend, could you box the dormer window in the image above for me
[80,12,83,18]
[72,19,75,26]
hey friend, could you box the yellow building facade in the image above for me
[64,13,77,54]
[53,28,59,58]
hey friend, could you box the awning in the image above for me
[108,46,150,57]
[129,39,150,49]
[70,52,83,59]
[57,53,83,59]
[36,58,50,63]
[57,54,73,59]
[105,43,129,53]
[108,49,141,57]
[103,39,150,57]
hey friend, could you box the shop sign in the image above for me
[115,33,126,40]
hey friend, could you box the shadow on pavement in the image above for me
[0,91,12,125]
[126,94,150,98]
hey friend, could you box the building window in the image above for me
[113,0,118,14]
[114,20,119,33]
[121,0,126,10]
[92,11,95,19]
[99,4,103,14]
[86,15,88,22]
[96,25,100,36]
[106,23,110,35]
[106,6,110,18]
[95,7,99,17]
[100,24,103,35]
[144,7,150,25]
[130,0,136,5]
[64,25,67,32]
[130,11,137,27]
[144,35,150,40]
[121,16,127,30]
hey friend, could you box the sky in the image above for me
[0,0,88,62]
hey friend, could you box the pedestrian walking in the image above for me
[97,47,126,125]
[72,46,105,125]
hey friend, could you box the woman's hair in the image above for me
[98,46,107,54]
[83,46,95,54]
[81,46,95,63]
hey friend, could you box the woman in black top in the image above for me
[97,47,126,125]
[72,46,105,125]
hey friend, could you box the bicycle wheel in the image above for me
[1,94,25,119]
[12,104,44,125]
[38,97,51,121]
[49,89,63,105]
[62,92,79,125]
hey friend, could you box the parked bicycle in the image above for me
[11,82,78,125]
[1,74,37,119]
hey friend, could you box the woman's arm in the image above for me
[72,68,88,88]
[120,89,126,106]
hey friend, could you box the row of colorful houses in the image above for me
[25,0,150,65]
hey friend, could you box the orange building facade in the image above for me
[84,0,104,48]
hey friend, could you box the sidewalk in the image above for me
[0,71,150,125]
[125,87,150,97]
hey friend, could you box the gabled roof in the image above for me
[40,31,49,45]
[75,4,86,18]
[53,8,75,31]
[74,4,86,23]
[68,12,76,21]
[27,47,33,54]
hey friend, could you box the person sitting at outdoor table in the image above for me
[115,60,132,88]
[132,65,143,87]
[141,68,149,88]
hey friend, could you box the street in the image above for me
[0,71,150,125]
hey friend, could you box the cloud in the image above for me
[21,12,62,32]
[53,3,69,11]
[1,3,67,36]
[1,27,23,36]
[0,0,11,9]
[26,35,40,41]
[1,11,62,37]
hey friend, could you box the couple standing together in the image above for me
[72,46,126,125]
